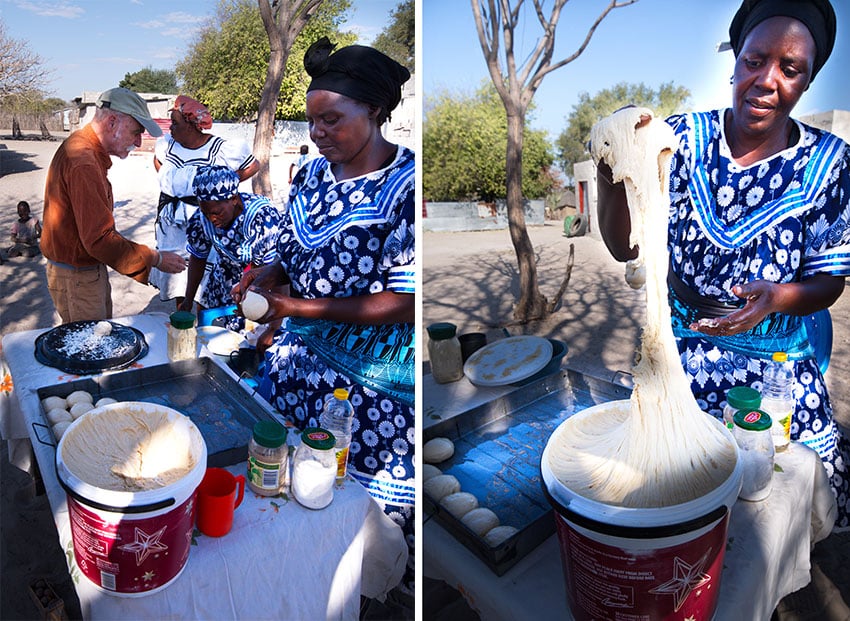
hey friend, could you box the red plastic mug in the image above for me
[196,468,245,537]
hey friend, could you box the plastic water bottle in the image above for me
[319,388,355,482]
[760,352,794,452]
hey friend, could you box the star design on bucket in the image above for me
[143,570,156,582]
[118,526,169,566]
[649,550,712,612]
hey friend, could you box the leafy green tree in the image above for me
[372,0,414,72]
[557,81,690,181]
[424,83,554,202]
[119,66,179,94]
[176,0,354,122]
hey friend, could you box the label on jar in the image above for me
[248,456,282,492]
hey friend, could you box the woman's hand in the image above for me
[690,274,844,336]
[231,263,285,304]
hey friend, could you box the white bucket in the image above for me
[56,402,207,596]
[541,400,742,620]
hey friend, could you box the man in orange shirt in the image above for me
[41,87,186,323]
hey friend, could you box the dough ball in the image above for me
[422,464,442,482]
[69,401,94,420]
[423,474,460,501]
[241,290,269,321]
[624,259,646,289]
[440,491,479,519]
[461,507,500,537]
[42,396,67,412]
[66,390,93,406]
[46,408,72,425]
[423,437,455,463]
[52,421,72,441]
[93,320,113,336]
[95,397,118,408]
[483,525,518,547]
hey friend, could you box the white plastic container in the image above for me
[56,402,207,596]
[541,401,742,621]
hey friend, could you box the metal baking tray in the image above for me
[35,357,279,467]
[423,367,631,576]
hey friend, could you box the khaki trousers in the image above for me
[45,262,112,323]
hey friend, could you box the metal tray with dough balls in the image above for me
[34,320,148,375]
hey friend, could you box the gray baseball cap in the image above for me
[96,87,163,137]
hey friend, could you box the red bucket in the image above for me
[541,401,742,620]
[56,402,207,596]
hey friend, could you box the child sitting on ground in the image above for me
[8,201,42,258]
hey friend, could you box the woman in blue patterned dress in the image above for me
[598,0,850,529]
[231,39,416,592]
[179,165,281,314]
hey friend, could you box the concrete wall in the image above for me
[422,200,545,232]
[800,110,850,143]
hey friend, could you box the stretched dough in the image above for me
[547,108,737,508]
[93,321,113,336]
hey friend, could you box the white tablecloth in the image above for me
[424,405,837,621]
[2,314,407,620]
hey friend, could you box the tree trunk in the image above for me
[252,43,286,197]
[506,111,548,322]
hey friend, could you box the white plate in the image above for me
[196,326,247,356]
[463,336,553,387]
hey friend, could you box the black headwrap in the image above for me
[729,0,837,81]
[304,37,411,122]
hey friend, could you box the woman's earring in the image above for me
[729,76,734,84]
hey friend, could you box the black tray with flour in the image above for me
[36,357,280,467]
[423,367,631,576]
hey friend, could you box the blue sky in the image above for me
[423,0,850,139]
[1,0,400,102]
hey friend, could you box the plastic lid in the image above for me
[427,322,457,340]
[733,409,772,432]
[169,311,196,329]
[726,386,761,410]
[252,420,287,448]
[772,351,788,363]
[333,388,350,401]
[302,427,336,450]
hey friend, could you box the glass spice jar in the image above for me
[247,420,289,496]
[427,322,463,384]
[291,427,337,510]
[732,409,775,502]
[723,385,761,429]
[167,311,197,362]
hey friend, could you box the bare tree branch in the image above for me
[0,20,52,102]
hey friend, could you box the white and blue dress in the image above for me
[666,110,850,529]
[259,146,416,563]
[185,193,281,308]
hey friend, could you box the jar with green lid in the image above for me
[427,322,463,384]
[167,311,196,362]
[723,385,761,429]
[247,420,289,496]
[292,427,337,509]
[732,409,774,502]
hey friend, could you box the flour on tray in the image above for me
[57,323,134,361]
